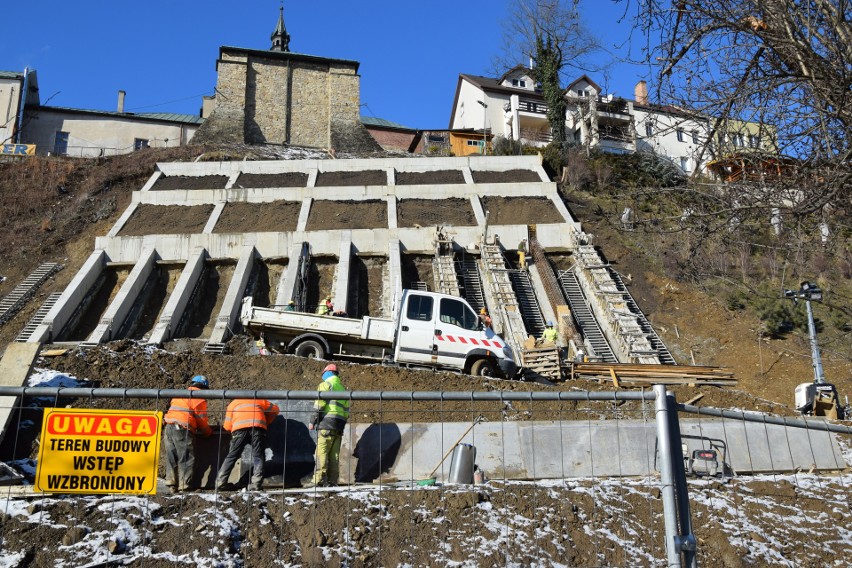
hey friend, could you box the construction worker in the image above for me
[284,299,296,312]
[255,333,269,355]
[307,363,350,487]
[540,321,558,344]
[479,308,493,329]
[316,296,333,315]
[163,375,213,493]
[216,398,279,491]
[518,239,528,271]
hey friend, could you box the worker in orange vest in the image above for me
[163,375,213,493]
[215,398,279,491]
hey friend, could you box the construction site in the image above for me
[0,147,848,567]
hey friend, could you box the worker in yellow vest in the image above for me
[306,364,350,487]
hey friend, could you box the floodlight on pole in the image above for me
[783,281,825,384]
[477,100,488,155]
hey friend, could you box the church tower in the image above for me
[270,5,290,52]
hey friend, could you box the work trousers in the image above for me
[313,429,343,485]
[518,251,526,271]
[216,427,266,490]
[163,424,196,490]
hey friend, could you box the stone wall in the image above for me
[193,47,379,153]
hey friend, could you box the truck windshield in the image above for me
[439,298,479,331]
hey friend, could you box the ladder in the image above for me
[202,342,228,355]
[15,293,62,342]
[0,263,64,326]
[509,270,546,338]
[557,269,618,363]
[457,255,485,313]
[433,256,460,296]
[607,269,676,364]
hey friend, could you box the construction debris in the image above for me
[569,362,736,387]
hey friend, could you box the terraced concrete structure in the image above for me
[24,155,669,364]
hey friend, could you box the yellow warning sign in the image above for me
[35,408,162,494]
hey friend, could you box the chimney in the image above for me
[117,90,126,113]
[634,81,648,105]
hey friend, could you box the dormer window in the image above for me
[578,89,588,97]
[512,79,527,88]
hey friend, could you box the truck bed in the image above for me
[241,300,396,345]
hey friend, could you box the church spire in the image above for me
[270,3,290,52]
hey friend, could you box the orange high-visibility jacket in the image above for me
[223,399,280,432]
[163,386,213,436]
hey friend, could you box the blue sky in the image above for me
[0,1,648,129]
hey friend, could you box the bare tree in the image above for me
[620,0,851,217]
[497,1,602,143]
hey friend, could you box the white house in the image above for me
[0,68,39,148]
[449,70,724,174]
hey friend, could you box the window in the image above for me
[577,89,587,97]
[645,123,653,137]
[134,138,149,151]
[53,131,69,155]
[692,130,699,144]
[748,134,760,148]
[732,133,745,147]
[439,298,479,331]
[406,294,433,321]
[680,157,691,172]
[511,79,527,88]
[676,128,685,142]
[466,140,483,146]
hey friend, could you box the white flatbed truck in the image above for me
[240,289,519,378]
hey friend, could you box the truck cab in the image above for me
[394,290,517,378]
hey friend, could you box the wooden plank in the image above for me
[609,367,620,389]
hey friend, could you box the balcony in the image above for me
[519,127,553,145]
[518,100,548,115]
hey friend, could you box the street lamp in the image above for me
[477,100,488,155]
[783,281,824,384]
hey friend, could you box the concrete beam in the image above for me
[277,243,307,307]
[29,250,108,344]
[208,245,258,344]
[527,264,558,325]
[0,343,41,452]
[385,239,402,315]
[386,196,398,230]
[139,170,163,192]
[469,195,486,226]
[148,248,207,346]
[203,202,226,234]
[333,233,352,314]
[86,246,158,344]
[296,198,312,232]
[107,198,140,237]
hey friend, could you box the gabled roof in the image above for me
[361,115,413,131]
[565,74,602,94]
[498,65,535,84]
[448,74,545,129]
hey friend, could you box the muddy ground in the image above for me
[481,196,565,225]
[151,175,230,191]
[395,170,465,185]
[397,198,476,228]
[306,200,388,231]
[118,204,214,236]
[233,172,309,189]
[472,169,542,183]
[315,170,387,187]
[0,474,848,567]
[213,200,302,233]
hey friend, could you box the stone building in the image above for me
[193,8,380,153]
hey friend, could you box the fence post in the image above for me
[654,384,697,567]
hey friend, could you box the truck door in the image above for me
[434,297,482,369]
[394,293,438,365]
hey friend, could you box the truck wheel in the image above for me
[470,358,496,377]
[294,340,325,360]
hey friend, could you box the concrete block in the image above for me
[86,246,158,344]
[470,195,486,226]
[297,198,312,232]
[386,196,398,230]
[277,243,307,307]
[148,248,207,345]
[209,245,257,344]
[30,250,108,343]
[203,202,226,234]
[385,240,402,315]
[0,343,41,451]
[334,234,352,314]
